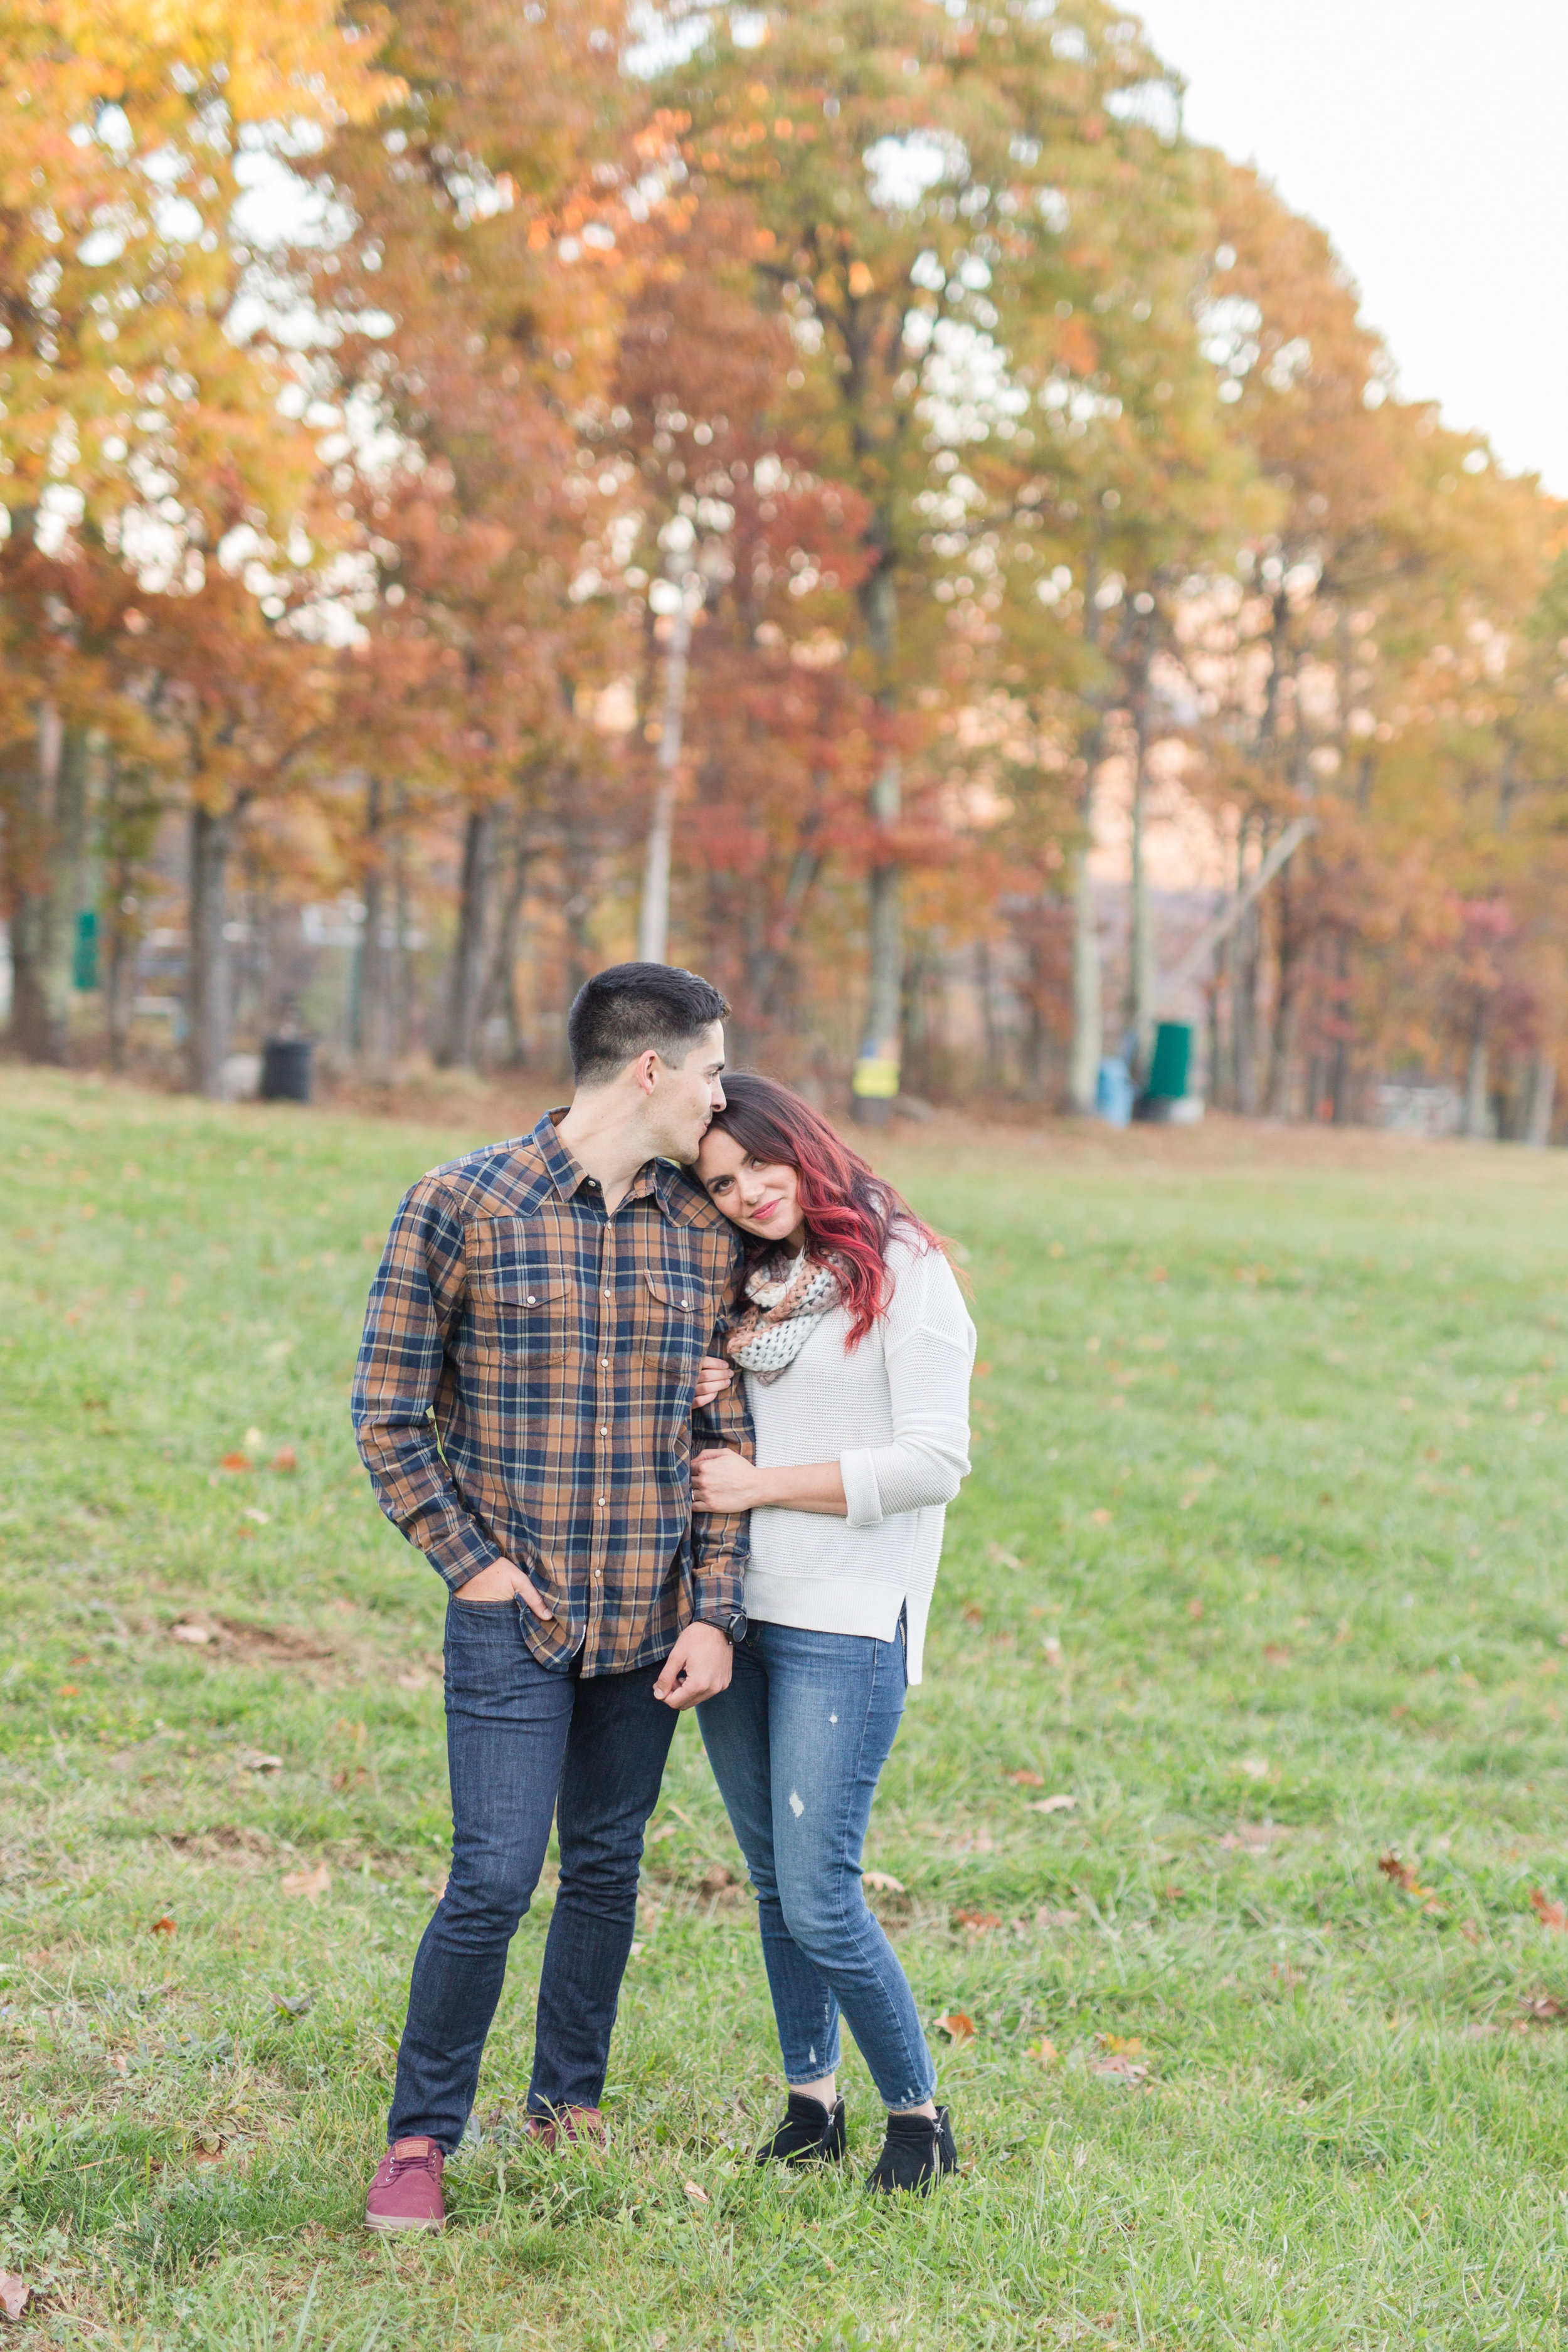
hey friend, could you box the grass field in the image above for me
[3,1068,1568,2350]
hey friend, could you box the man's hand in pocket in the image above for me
[453,1557,553,1615]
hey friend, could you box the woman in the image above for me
[689,1074,975,2194]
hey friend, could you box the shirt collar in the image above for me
[534,1108,677,1214]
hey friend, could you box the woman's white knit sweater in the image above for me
[741,1236,975,1684]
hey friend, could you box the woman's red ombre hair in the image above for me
[704,1073,943,1346]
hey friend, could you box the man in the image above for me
[351,962,750,2233]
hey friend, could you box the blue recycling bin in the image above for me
[1096,1056,1134,1127]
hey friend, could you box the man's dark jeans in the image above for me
[386,1592,679,2151]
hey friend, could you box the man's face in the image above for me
[652,1022,727,1162]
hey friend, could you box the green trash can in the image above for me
[1146,1021,1191,1101]
[72,907,99,992]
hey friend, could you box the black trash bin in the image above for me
[260,1037,314,1103]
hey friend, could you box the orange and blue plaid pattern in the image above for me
[351,1110,752,1675]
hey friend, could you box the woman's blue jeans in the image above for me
[697,1618,937,2111]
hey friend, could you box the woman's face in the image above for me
[696,1127,806,1248]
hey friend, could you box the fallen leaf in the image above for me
[272,1992,314,2020]
[953,1910,1002,1932]
[1263,1644,1291,1665]
[219,1451,251,1473]
[56,1684,79,1697]
[244,1426,263,1453]
[1380,1852,1444,1911]
[1238,1756,1271,1781]
[1030,1793,1076,1815]
[1091,2053,1149,2084]
[0,2273,30,2323]
[961,1604,985,1625]
[1530,1888,1568,1932]
[1519,1994,1568,2022]
[1005,1769,1045,1788]
[698,1863,737,1897]
[1463,2020,1499,2039]
[1089,1508,1113,1526]
[151,1915,177,1936]
[1187,1597,1205,1620]
[238,1749,283,1772]
[1459,1920,1482,1945]
[1218,1822,1276,1853]
[683,2180,709,2204]
[281,1862,332,1902]
[241,1507,270,1526]
[1035,1906,1080,1928]
[973,1361,992,1379]
[395,1670,429,1692]
[936,2010,976,2042]
[862,1870,905,1894]
[1041,1636,1065,1669]
[270,1448,299,1473]
[1029,2038,1059,2065]
[1094,2033,1143,2055]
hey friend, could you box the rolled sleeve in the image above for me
[840,1448,885,1528]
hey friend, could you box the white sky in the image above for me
[1130,0,1568,495]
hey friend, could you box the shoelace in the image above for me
[388,2148,438,2177]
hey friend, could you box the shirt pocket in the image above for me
[467,1230,575,1364]
[640,1266,705,1374]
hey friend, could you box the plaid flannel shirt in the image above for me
[351,1109,753,1676]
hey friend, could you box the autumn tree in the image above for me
[0,0,398,1079]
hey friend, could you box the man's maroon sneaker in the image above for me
[364,2136,446,2232]
[524,2105,606,2153]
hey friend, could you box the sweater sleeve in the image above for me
[839,1244,976,1528]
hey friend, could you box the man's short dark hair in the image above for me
[568,963,730,1088]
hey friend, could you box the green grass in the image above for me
[4,1069,1568,2349]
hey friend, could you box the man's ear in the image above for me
[633,1049,661,1098]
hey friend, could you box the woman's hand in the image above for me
[691,1446,761,1513]
[693,1353,732,1410]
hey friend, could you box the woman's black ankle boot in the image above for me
[866,2105,957,2193]
[755,2092,847,2166]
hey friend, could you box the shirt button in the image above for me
[597,1495,607,1506]
[680,1298,689,1308]
[594,1569,603,1580]
[600,1425,608,1434]
[603,1288,611,1299]
[526,1295,537,1305]
[601,1356,609,1368]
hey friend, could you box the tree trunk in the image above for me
[437,802,495,1070]
[1525,1049,1557,1147]
[355,778,396,1071]
[100,750,155,1073]
[186,799,235,1097]
[481,822,531,1064]
[9,707,89,1064]
[1068,834,1102,1115]
[638,588,695,964]
[854,564,903,1124]
[1232,819,1261,1115]
[1265,853,1298,1118]
[1128,742,1156,1081]
[1461,1008,1490,1138]
[390,790,410,1057]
